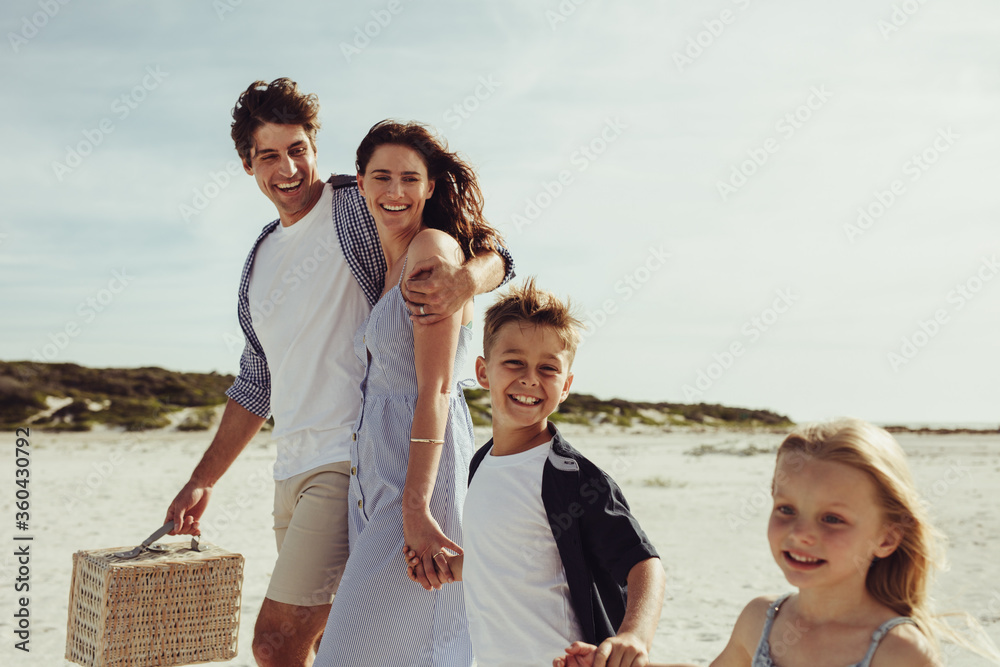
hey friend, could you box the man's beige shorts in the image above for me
[266,461,351,607]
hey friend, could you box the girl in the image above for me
[314,120,504,667]
[556,419,999,667]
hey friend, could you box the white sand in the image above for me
[3,426,998,666]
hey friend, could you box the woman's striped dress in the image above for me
[314,281,475,667]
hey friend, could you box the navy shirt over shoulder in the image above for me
[226,174,516,418]
[468,425,660,645]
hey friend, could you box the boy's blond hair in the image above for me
[482,278,583,364]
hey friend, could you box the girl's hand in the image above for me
[554,642,598,667]
[402,509,462,590]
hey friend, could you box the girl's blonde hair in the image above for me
[777,420,939,623]
[777,419,1000,662]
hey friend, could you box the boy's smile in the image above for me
[476,322,573,454]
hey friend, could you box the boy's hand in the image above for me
[593,631,649,667]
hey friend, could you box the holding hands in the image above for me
[554,637,652,667]
[401,506,462,591]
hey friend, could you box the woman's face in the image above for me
[357,143,435,234]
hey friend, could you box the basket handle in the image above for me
[113,521,203,559]
[142,521,176,547]
[153,521,204,552]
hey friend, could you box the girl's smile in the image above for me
[768,453,901,592]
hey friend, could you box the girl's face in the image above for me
[768,453,901,593]
[357,144,435,234]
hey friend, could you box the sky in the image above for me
[2,1,998,425]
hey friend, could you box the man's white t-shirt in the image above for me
[247,183,370,480]
[463,440,583,666]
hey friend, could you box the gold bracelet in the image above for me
[410,438,445,444]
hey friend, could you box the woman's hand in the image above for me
[402,507,462,590]
[404,545,463,587]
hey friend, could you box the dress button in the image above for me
[352,433,357,441]
[351,466,357,475]
[357,499,363,509]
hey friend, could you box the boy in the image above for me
[408,279,665,667]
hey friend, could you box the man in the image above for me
[165,78,512,667]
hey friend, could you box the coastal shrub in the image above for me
[177,406,218,432]
[549,411,590,426]
[98,397,173,431]
[643,476,687,488]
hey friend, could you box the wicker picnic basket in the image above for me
[66,532,244,667]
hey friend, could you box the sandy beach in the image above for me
[3,425,998,666]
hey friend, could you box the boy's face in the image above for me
[475,322,574,429]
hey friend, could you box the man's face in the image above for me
[243,122,323,226]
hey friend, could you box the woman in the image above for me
[315,121,504,666]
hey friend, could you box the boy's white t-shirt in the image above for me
[463,439,583,666]
[247,183,370,480]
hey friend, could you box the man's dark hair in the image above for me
[230,78,321,165]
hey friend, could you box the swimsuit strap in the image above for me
[396,255,408,287]
[764,594,793,629]
[752,594,793,665]
[856,616,917,667]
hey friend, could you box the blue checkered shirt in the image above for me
[225,175,515,418]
